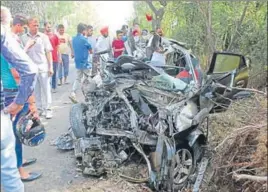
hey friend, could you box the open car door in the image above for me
[206,52,249,112]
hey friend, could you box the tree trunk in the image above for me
[207,1,214,53]
[146,0,166,30]
[227,1,250,51]
[196,0,215,66]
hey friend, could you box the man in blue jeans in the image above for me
[1,6,37,192]
[44,21,61,93]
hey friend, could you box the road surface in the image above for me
[23,63,90,192]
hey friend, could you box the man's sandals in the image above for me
[21,158,42,182]
[21,172,42,182]
[22,158,37,167]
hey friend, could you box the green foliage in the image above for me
[2,1,98,37]
[1,1,35,16]
[133,1,151,29]
[134,1,267,87]
[45,1,74,24]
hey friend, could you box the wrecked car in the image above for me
[68,38,249,192]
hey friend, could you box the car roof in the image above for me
[166,38,189,49]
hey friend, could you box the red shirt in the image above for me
[47,33,60,62]
[112,39,124,58]
[176,69,200,82]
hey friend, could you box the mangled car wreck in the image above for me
[67,38,249,191]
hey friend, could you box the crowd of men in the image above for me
[0,5,170,192]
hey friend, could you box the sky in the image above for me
[90,1,134,36]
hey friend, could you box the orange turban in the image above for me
[100,26,109,35]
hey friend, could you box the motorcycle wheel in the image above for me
[173,147,194,191]
[69,103,87,138]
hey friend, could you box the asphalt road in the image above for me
[24,62,90,192]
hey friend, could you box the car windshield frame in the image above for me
[165,41,199,86]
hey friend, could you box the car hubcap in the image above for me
[173,148,193,185]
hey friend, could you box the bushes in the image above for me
[204,94,267,192]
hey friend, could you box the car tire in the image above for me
[173,146,195,191]
[70,103,87,138]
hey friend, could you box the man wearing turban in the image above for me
[95,26,113,75]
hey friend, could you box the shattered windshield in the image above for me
[150,71,188,92]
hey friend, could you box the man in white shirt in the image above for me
[20,17,54,119]
[95,26,113,75]
[95,26,112,55]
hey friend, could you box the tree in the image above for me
[146,0,168,30]
[227,0,250,51]
[133,1,267,88]
[1,1,36,16]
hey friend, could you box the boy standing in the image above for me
[112,30,125,59]
[44,21,60,93]
[57,24,73,85]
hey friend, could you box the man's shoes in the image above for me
[39,110,46,117]
[64,77,69,84]
[46,109,53,119]
[58,79,63,86]
[69,92,78,104]
[22,158,37,167]
[21,172,42,182]
[52,89,57,93]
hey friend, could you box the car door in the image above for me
[206,52,249,111]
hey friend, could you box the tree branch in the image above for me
[214,123,265,151]
[159,0,167,7]
[146,0,167,29]
[233,173,267,182]
[146,0,157,14]
[227,1,250,51]
[216,84,267,96]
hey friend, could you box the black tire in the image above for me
[70,103,87,138]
